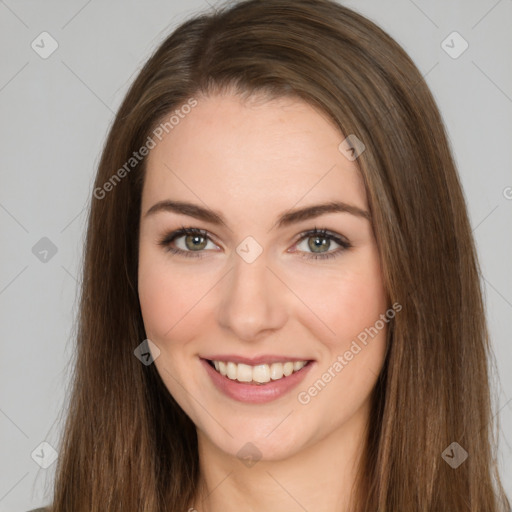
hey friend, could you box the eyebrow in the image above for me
[144,199,371,228]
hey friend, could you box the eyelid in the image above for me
[292,227,351,248]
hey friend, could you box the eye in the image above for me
[158,227,218,259]
[292,227,352,260]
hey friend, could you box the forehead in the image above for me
[142,93,367,218]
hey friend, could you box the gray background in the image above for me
[0,0,511,510]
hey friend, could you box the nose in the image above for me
[217,250,288,342]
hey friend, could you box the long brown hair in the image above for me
[46,0,510,510]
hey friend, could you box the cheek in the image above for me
[332,266,387,343]
[288,246,388,346]
[139,263,172,340]
[138,245,187,342]
[295,254,388,422]
[137,244,219,347]
[308,248,388,412]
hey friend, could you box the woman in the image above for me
[33,0,510,510]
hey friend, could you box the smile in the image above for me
[208,359,309,384]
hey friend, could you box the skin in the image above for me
[138,91,389,512]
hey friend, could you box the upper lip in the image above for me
[202,354,313,365]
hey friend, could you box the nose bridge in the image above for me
[217,244,286,340]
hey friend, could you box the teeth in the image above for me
[227,362,237,380]
[283,362,294,376]
[270,362,283,380]
[210,359,308,384]
[253,364,270,383]
[237,363,253,382]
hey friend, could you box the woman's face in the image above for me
[138,92,389,461]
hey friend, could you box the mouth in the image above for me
[204,358,314,386]
[201,356,315,404]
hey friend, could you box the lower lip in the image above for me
[200,358,315,404]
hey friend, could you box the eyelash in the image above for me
[158,225,352,261]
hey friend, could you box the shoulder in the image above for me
[27,508,49,512]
